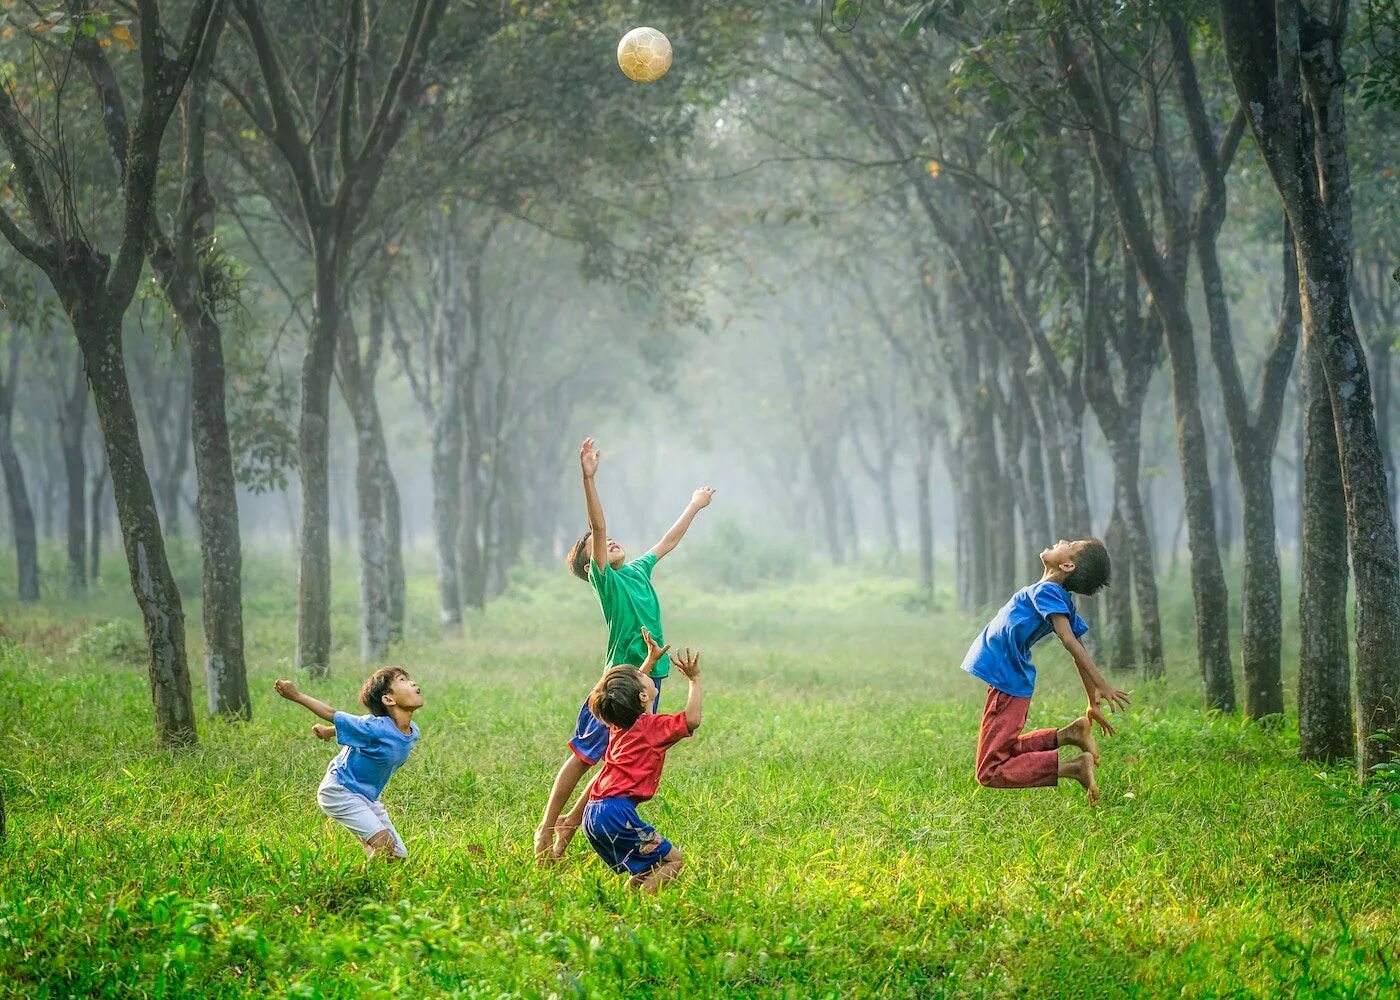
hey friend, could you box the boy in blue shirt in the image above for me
[534,437,714,862]
[275,667,423,860]
[961,539,1130,805]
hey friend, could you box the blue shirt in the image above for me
[960,581,1089,698]
[327,711,419,801]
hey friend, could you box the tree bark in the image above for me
[1298,332,1354,761]
[89,454,108,583]
[78,312,197,746]
[1103,500,1135,673]
[915,416,936,597]
[56,360,88,594]
[0,338,39,602]
[1056,27,1235,711]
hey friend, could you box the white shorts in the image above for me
[317,773,408,858]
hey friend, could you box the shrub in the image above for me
[66,620,146,666]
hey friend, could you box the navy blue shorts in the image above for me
[569,677,662,765]
[582,796,673,876]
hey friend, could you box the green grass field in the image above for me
[1,546,1397,997]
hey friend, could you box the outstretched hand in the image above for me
[1095,684,1132,713]
[274,679,300,701]
[690,486,716,509]
[1087,703,1116,738]
[580,438,601,479]
[670,647,701,680]
[639,626,671,675]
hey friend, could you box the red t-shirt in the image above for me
[589,711,693,802]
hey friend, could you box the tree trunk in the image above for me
[58,363,88,595]
[1119,459,1165,679]
[1103,500,1135,673]
[1238,451,1284,719]
[89,454,107,583]
[430,382,463,629]
[0,398,40,603]
[915,427,935,596]
[189,310,249,719]
[1298,332,1353,762]
[77,311,196,746]
[1220,0,1400,780]
[1214,433,1235,558]
[296,251,340,677]
[1163,318,1236,712]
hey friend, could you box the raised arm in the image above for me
[671,648,703,732]
[580,438,608,569]
[649,487,716,561]
[274,679,337,723]
[638,627,671,676]
[1051,616,1131,734]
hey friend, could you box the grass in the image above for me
[1,544,1397,998]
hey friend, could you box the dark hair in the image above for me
[360,666,409,717]
[588,666,647,729]
[567,531,591,582]
[1064,539,1111,596]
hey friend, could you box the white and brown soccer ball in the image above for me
[617,26,672,83]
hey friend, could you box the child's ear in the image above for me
[382,693,396,710]
[1059,559,1076,574]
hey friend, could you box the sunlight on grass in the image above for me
[1,551,1396,996]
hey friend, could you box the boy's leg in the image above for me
[318,779,406,858]
[367,799,408,861]
[535,751,593,861]
[974,688,1059,789]
[629,846,684,894]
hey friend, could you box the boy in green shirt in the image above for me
[534,437,714,862]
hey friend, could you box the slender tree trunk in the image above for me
[158,376,193,539]
[1214,434,1235,558]
[0,405,39,603]
[1298,332,1353,761]
[1119,462,1165,679]
[296,251,340,677]
[58,366,88,594]
[430,382,463,629]
[89,454,107,583]
[915,427,935,596]
[1162,318,1236,711]
[1238,451,1284,719]
[1103,501,1134,673]
[188,311,249,719]
[77,311,196,746]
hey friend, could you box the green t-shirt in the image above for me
[589,552,667,679]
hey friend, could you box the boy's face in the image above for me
[383,673,424,712]
[605,537,626,568]
[1041,539,1087,573]
[636,672,657,715]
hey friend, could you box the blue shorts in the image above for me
[582,796,673,876]
[569,677,662,765]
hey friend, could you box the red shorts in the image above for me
[975,687,1059,788]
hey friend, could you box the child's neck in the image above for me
[388,704,415,735]
[1039,564,1070,586]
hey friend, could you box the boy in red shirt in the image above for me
[582,629,702,893]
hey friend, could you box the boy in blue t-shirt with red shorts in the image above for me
[961,538,1130,805]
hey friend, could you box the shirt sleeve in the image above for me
[647,711,693,748]
[589,559,616,601]
[1031,583,1089,638]
[333,711,381,749]
[632,552,658,578]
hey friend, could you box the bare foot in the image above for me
[550,816,580,861]
[1061,754,1099,807]
[533,826,555,866]
[1059,716,1099,764]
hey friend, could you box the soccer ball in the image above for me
[617,27,672,83]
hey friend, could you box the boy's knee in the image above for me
[975,764,996,788]
[665,846,685,871]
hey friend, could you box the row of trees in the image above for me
[2,1,1397,783]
